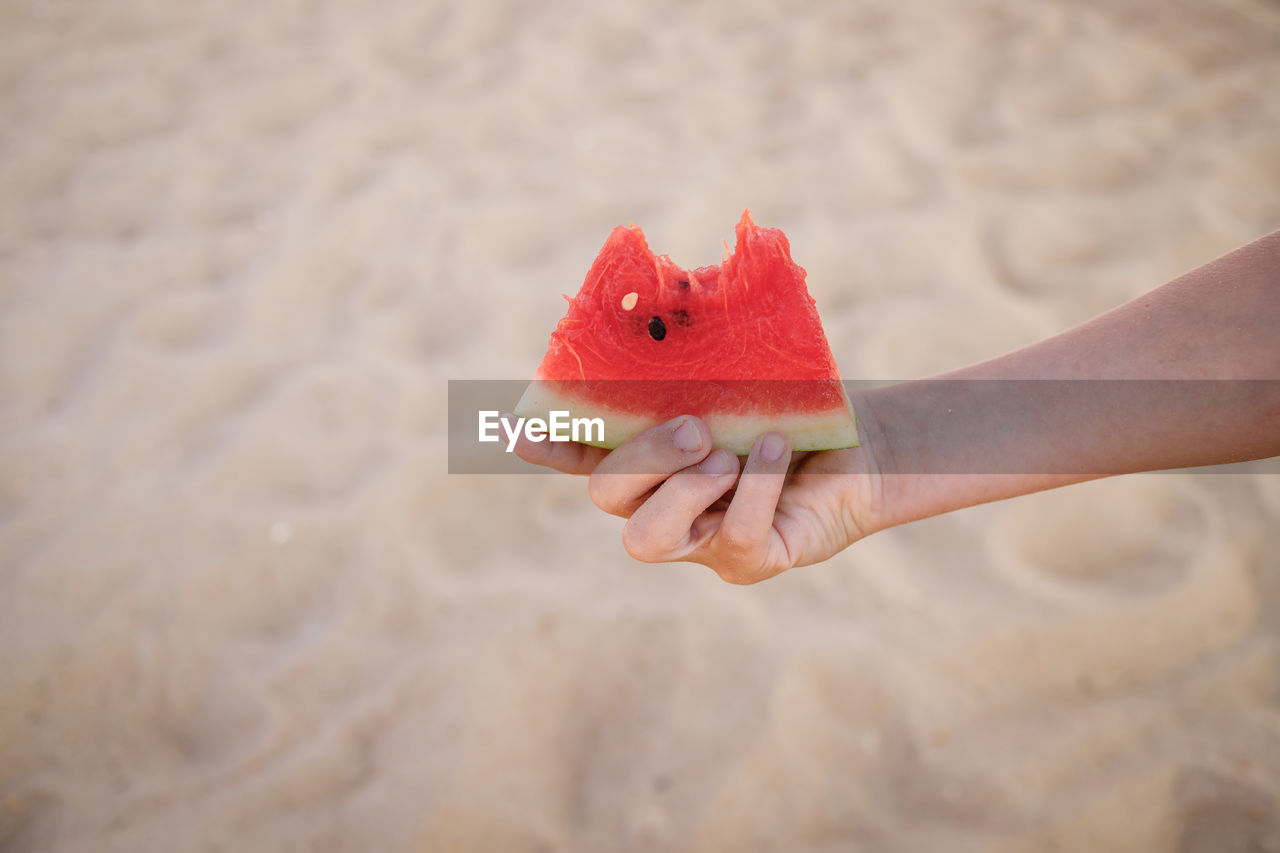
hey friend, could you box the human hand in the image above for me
[510,229,1280,579]
[513,414,886,584]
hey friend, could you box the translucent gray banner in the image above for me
[447,380,1280,475]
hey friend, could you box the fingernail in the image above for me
[760,433,787,462]
[700,449,733,476]
[673,418,703,452]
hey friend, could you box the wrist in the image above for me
[834,388,899,538]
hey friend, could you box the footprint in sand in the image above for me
[1175,768,1280,853]
[989,476,1218,598]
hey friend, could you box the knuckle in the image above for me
[586,476,611,512]
[621,520,663,563]
[712,533,766,585]
[717,526,760,563]
[587,475,626,515]
[714,564,763,586]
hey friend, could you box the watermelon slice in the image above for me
[514,211,858,456]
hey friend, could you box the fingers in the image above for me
[710,433,791,582]
[621,448,740,561]
[511,415,609,475]
[517,415,800,584]
[587,416,714,517]
[623,432,793,585]
[513,413,716,512]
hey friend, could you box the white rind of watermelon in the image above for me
[513,381,859,457]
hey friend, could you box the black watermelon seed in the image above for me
[648,316,667,341]
[672,309,691,327]
[677,279,690,290]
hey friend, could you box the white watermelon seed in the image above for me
[621,292,638,311]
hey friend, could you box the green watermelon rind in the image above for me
[513,381,860,457]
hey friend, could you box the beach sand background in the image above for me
[3,0,1280,850]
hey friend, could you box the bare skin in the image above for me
[515,229,1280,584]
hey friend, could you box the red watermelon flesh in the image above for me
[514,211,858,455]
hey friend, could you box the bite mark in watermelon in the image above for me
[515,211,858,456]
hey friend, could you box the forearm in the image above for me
[859,229,1280,530]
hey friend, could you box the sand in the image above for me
[2,0,1279,850]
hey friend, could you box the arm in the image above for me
[517,229,1280,583]
[861,227,1280,532]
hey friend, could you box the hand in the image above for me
[513,414,886,584]
[510,229,1280,580]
